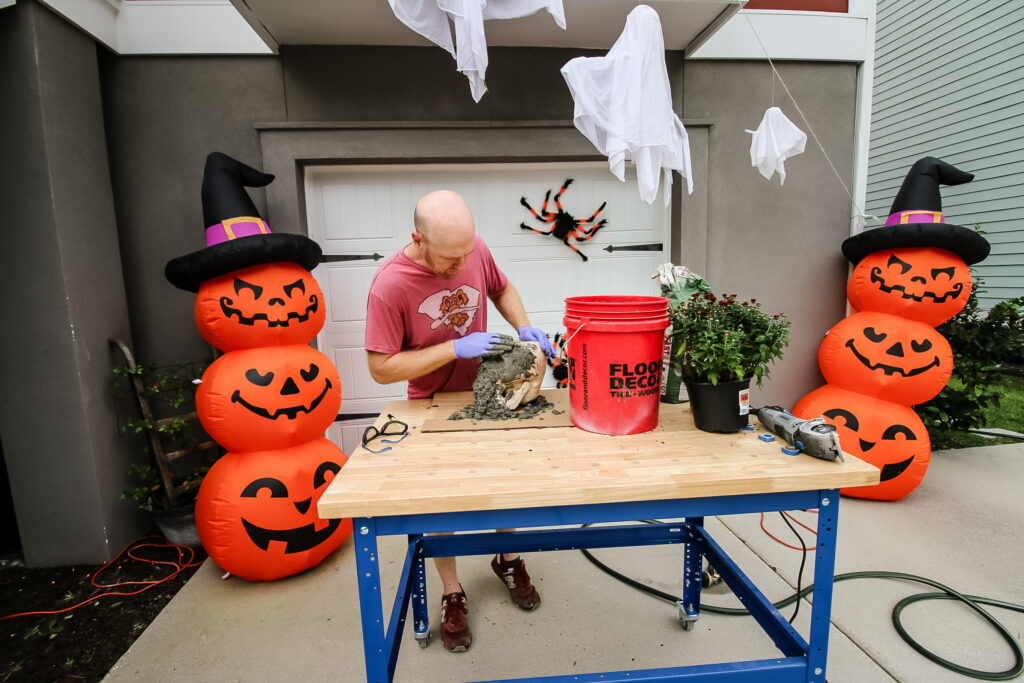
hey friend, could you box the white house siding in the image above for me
[865,0,1024,308]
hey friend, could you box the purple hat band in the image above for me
[884,210,944,227]
[205,216,271,247]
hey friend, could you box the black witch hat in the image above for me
[842,157,990,265]
[165,152,321,292]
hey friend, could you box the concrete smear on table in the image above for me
[450,342,558,421]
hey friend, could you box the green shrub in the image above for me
[914,278,1024,433]
[983,296,1024,368]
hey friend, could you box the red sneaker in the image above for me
[491,555,541,611]
[440,589,471,652]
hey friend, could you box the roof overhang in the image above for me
[232,0,743,56]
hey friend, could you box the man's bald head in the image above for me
[414,190,476,244]
[410,190,477,279]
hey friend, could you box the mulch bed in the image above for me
[0,538,204,683]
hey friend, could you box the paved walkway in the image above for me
[105,443,1024,682]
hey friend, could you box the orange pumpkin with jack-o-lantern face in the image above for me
[847,247,971,326]
[195,262,325,351]
[795,385,930,500]
[818,311,952,406]
[196,438,352,581]
[197,344,341,453]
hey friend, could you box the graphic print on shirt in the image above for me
[417,285,481,335]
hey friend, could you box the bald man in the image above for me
[365,190,555,652]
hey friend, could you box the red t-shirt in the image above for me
[365,235,509,399]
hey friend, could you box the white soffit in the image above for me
[39,0,738,56]
[232,0,741,53]
[690,3,870,62]
[38,0,867,63]
[39,0,272,55]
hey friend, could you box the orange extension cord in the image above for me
[0,535,203,621]
[759,509,818,551]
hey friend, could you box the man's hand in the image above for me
[453,332,515,359]
[518,326,555,357]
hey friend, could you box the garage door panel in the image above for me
[318,322,365,350]
[317,263,376,323]
[319,182,396,242]
[319,324,406,413]
[332,345,407,407]
[500,256,568,313]
[505,254,660,312]
[327,420,371,458]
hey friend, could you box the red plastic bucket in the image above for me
[563,296,670,435]
[565,296,669,318]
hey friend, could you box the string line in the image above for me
[743,12,872,225]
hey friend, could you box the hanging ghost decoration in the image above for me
[165,152,351,580]
[561,5,693,205]
[744,106,807,185]
[794,156,989,500]
[388,0,566,102]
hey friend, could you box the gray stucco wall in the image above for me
[280,45,609,122]
[0,1,142,565]
[684,60,858,407]
[99,52,287,368]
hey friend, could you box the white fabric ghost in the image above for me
[388,0,566,103]
[560,5,692,205]
[745,106,807,185]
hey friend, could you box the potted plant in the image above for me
[110,340,219,547]
[670,291,791,432]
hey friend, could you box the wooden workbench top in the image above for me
[317,390,879,519]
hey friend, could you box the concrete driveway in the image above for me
[105,443,1024,682]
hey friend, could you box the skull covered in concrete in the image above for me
[477,341,546,410]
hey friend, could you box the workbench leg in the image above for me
[678,517,704,630]
[805,491,839,683]
[408,534,431,648]
[354,518,390,683]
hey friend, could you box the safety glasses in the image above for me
[361,414,409,453]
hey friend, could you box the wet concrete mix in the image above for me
[449,340,560,422]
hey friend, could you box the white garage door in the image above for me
[304,162,669,453]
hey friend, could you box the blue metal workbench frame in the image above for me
[352,488,840,683]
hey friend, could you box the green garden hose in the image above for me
[580,542,1024,680]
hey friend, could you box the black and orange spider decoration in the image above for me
[546,332,569,388]
[520,179,608,261]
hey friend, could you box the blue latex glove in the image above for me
[453,332,515,359]
[518,326,556,358]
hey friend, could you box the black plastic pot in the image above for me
[684,378,751,432]
[152,504,202,548]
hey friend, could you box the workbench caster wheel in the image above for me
[415,631,430,648]
[676,601,698,631]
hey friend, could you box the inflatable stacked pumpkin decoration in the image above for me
[165,153,351,580]
[795,157,989,500]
